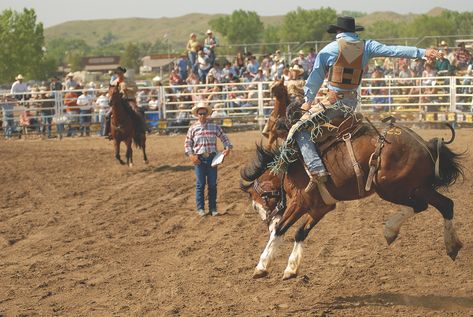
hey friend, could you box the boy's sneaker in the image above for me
[197,209,206,217]
[210,210,218,217]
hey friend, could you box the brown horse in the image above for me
[241,121,464,280]
[263,78,290,147]
[108,85,148,166]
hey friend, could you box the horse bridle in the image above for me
[253,174,287,223]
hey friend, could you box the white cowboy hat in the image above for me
[191,102,213,117]
[290,64,304,76]
[206,29,213,34]
[66,72,74,77]
[15,74,24,80]
[298,50,305,55]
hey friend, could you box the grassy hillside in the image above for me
[45,13,285,48]
[44,9,447,47]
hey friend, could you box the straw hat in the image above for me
[66,72,74,78]
[191,102,213,117]
[290,64,304,76]
[298,50,305,55]
[15,74,24,80]
[206,29,213,34]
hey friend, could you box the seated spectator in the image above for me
[170,104,191,129]
[246,56,260,79]
[211,103,227,118]
[186,71,201,97]
[372,88,392,112]
[233,52,246,77]
[398,64,414,95]
[436,49,453,76]
[169,69,182,93]
[207,62,223,83]
[454,42,471,71]
[410,59,424,77]
[221,62,238,83]
[420,64,438,105]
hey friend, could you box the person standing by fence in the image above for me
[184,102,232,217]
[1,94,16,139]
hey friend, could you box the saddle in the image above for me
[315,111,365,154]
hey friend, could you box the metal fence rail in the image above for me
[1,76,472,139]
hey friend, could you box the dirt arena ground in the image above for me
[0,128,472,316]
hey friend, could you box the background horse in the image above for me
[241,123,464,280]
[108,85,148,166]
[264,78,289,147]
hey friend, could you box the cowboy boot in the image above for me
[305,170,329,193]
[261,121,270,138]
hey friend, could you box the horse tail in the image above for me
[133,131,145,149]
[429,124,465,190]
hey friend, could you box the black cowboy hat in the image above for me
[114,66,127,74]
[327,16,364,34]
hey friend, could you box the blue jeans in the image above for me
[3,117,14,138]
[194,153,217,212]
[294,129,325,173]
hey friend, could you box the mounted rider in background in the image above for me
[104,66,147,139]
[290,16,441,192]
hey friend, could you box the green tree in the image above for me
[121,43,141,72]
[280,7,337,43]
[0,8,47,83]
[98,32,117,47]
[210,10,264,44]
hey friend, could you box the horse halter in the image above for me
[253,176,287,223]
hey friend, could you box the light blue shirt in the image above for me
[304,32,426,102]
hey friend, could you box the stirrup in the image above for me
[304,171,329,193]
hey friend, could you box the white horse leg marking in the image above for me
[252,201,267,221]
[283,241,303,280]
[384,206,415,245]
[444,219,463,260]
[254,230,281,278]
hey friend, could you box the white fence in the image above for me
[1,76,472,138]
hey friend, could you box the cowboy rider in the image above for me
[104,66,147,138]
[291,16,441,192]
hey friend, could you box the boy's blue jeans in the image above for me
[194,153,217,212]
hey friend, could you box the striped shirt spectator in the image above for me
[184,121,232,155]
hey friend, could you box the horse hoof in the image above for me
[282,271,297,280]
[447,241,463,261]
[253,268,268,279]
[384,228,399,245]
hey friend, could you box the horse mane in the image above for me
[240,143,280,182]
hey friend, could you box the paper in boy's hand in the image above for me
[211,152,225,167]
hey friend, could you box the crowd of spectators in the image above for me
[1,37,473,139]
[361,41,473,112]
